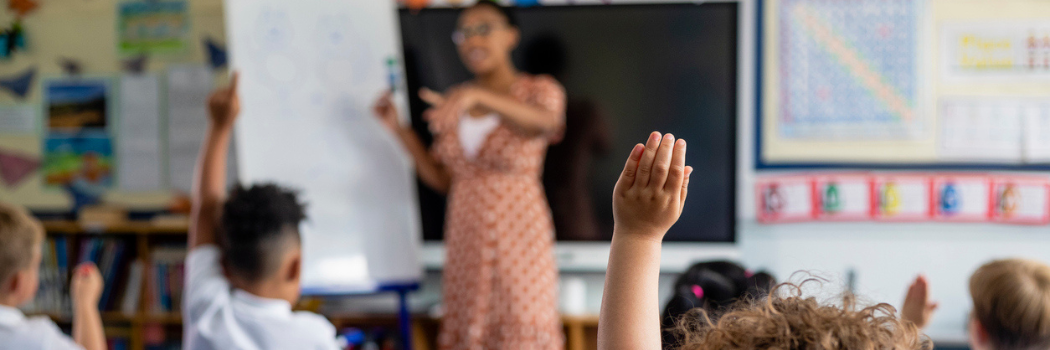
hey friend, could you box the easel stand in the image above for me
[378,283,421,350]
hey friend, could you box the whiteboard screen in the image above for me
[225,0,421,293]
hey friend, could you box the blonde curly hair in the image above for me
[672,281,931,350]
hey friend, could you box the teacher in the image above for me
[373,1,566,349]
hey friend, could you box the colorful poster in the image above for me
[756,176,814,223]
[43,134,113,188]
[46,80,108,131]
[941,22,1050,82]
[812,174,871,220]
[931,175,991,221]
[990,176,1050,224]
[872,174,931,221]
[777,0,925,140]
[118,1,188,54]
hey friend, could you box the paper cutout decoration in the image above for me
[932,175,991,221]
[203,37,227,69]
[58,57,83,76]
[871,174,931,221]
[0,67,34,99]
[812,174,871,220]
[0,20,26,59]
[0,148,39,188]
[121,54,149,74]
[756,176,814,223]
[8,0,38,18]
[989,176,1050,224]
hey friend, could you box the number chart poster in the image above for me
[775,0,926,140]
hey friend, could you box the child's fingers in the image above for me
[664,139,687,192]
[648,133,676,190]
[615,144,645,192]
[227,71,240,96]
[681,166,692,211]
[634,132,662,188]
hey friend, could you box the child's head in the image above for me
[0,202,44,306]
[969,259,1050,350]
[662,261,776,348]
[674,283,930,350]
[220,184,307,304]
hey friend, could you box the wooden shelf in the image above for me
[42,220,189,235]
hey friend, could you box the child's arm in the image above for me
[598,132,692,350]
[190,73,240,248]
[70,263,105,350]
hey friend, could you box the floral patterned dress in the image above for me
[431,74,566,350]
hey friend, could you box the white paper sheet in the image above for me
[117,74,164,191]
[0,105,37,134]
[938,98,1024,163]
[165,65,237,192]
[1023,101,1050,163]
[226,0,421,293]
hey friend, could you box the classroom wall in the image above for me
[0,0,226,210]
[741,0,1050,343]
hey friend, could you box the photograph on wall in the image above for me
[46,80,109,131]
[118,0,189,54]
[42,134,114,188]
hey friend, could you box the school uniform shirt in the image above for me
[183,245,341,350]
[0,304,83,350]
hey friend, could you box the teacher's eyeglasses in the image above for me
[452,23,506,45]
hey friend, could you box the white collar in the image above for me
[231,289,293,317]
[0,304,26,327]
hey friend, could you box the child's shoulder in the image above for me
[286,311,339,345]
[8,316,80,349]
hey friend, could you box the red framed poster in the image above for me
[871,174,932,221]
[989,176,1050,224]
[811,174,871,221]
[931,175,992,222]
[756,176,814,223]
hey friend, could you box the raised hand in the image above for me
[373,91,401,131]
[901,274,938,330]
[207,72,240,129]
[71,263,103,309]
[612,132,692,240]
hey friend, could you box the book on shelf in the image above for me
[25,237,130,316]
[146,247,187,315]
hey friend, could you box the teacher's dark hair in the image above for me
[467,0,519,28]
[220,183,307,282]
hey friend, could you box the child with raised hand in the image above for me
[0,202,106,350]
[184,73,341,350]
[903,259,1050,350]
[598,132,928,350]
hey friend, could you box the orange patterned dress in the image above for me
[431,74,566,350]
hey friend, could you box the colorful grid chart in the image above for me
[778,0,924,139]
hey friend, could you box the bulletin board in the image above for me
[0,0,229,211]
[757,0,1050,169]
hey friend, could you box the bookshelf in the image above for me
[29,219,602,350]
[31,220,189,350]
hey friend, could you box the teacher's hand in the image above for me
[372,91,401,132]
[420,87,483,123]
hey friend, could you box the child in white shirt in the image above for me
[183,73,341,350]
[0,202,106,350]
